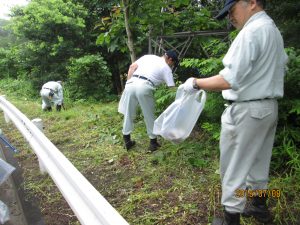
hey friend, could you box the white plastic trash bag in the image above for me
[153,85,206,143]
[0,158,15,186]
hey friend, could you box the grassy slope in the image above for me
[0,94,298,225]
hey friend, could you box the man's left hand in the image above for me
[183,77,198,94]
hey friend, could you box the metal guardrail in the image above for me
[0,96,129,225]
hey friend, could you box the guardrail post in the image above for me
[0,96,11,123]
[31,118,47,174]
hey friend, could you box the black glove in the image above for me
[56,104,62,112]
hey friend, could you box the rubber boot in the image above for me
[148,138,161,152]
[212,210,240,225]
[123,134,136,150]
[242,196,272,223]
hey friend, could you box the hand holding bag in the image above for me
[153,84,206,143]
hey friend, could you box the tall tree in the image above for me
[9,0,88,89]
[122,0,136,62]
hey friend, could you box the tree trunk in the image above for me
[122,0,136,63]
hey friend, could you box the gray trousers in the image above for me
[219,99,278,213]
[118,78,156,139]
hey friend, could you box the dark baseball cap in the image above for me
[165,50,179,64]
[215,0,237,20]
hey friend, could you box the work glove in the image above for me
[183,77,199,94]
[56,104,62,112]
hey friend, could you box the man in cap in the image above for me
[40,81,64,112]
[118,50,178,152]
[183,0,288,224]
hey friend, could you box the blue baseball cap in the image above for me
[215,0,237,20]
[165,50,178,64]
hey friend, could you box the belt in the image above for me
[43,87,54,91]
[227,98,273,104]
[133,75,154,86]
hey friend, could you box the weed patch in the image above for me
[0,96,298,224]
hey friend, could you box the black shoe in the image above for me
[123,134,136,150]
[242,196,272,223]
[148,138,161,152]
[43,106,52,112]
[212,210,240,225]
[56,104,62,111]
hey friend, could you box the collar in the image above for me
[243,11,266,29]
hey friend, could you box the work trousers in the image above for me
[118,78,156,139]
[219,99,278,213]
[40,88,52,110]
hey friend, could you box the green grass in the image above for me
[0,90,299,224]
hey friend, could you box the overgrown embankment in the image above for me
[0,83,299,224]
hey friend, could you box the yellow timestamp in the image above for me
[235,189,281,198]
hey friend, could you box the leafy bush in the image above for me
[272,47,300,173]
[0,78,35,98]
[154,85,177,115]
[0,47,22,79]
[67,54,112,101]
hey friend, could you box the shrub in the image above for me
[0,78,35,99]
[67,54,112,101]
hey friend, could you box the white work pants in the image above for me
[40,89,52,110]
[219,99,278,213]
[118,78,156,139]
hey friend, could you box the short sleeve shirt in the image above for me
[133,55,175,87]
[220,11,288,101]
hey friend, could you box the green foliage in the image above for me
[272,129,300,174]
[11,0,87,41]
[0,47,19,79]
[154,85,177,115]
[201,122,220,141]
[181,57,223,75]
[67,54,112,101]
[180,37,226,77]
[277,48,300,130]
[95,0,221,58]
[0,20,14,48]
[6,0,89,91]
[269,48,300,177]
[0,78,35,98]
[268,0,300,48]
[96,18,128,53]
[284,48,300,100]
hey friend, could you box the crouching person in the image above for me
[40,81,63,112]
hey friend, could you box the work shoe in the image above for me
[148,138,161,152]
[43,106,52,112]
[212,210,240,225]
[56,104,62,111]
[242,196,272,223]
[123,134,136,150]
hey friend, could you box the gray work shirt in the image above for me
[220,11,288,101]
